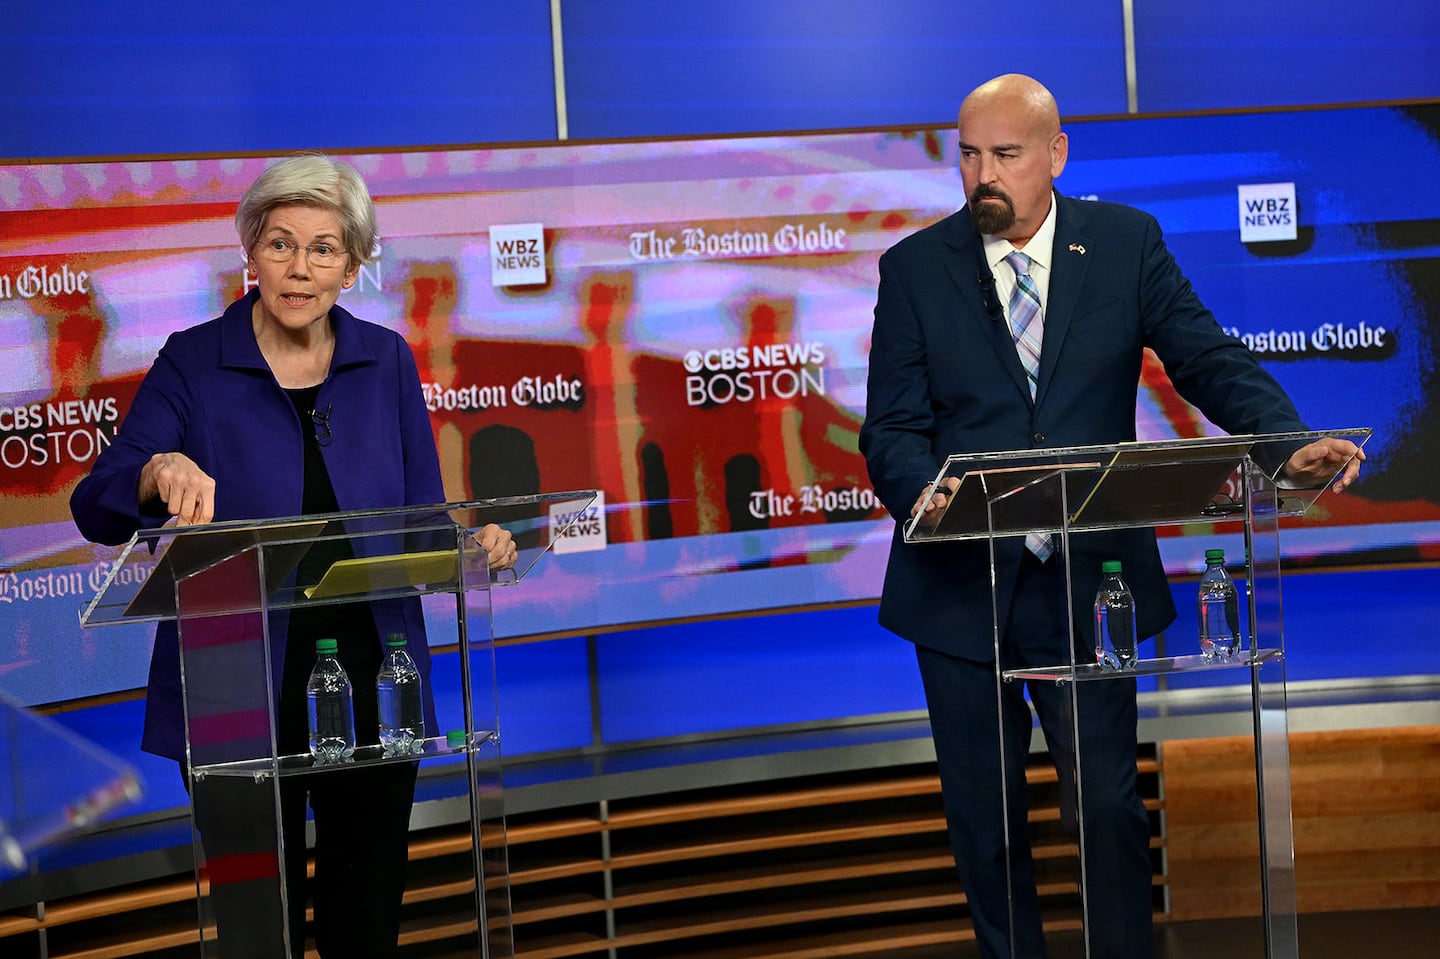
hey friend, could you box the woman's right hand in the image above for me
[139,452,216,526]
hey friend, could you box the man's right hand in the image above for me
[910,478,959,529]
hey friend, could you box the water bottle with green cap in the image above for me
[1198,548,1241,661]
[377,633,424,756]
[1094,560,1137,670]
[306,638,356,763]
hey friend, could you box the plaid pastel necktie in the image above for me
[1004,251,1053,561]
[1004,251,1043,399]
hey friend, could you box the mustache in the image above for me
[969,184,1013,207]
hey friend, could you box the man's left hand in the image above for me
[1283,437,1365,492]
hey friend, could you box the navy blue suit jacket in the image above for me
[859,194,1308,662]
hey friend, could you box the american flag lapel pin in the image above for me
[1068,243,1087,255]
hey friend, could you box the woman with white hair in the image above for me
[72,153,515,957]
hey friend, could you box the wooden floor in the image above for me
[888,907,1440,957]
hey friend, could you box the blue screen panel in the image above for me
[594,605,925,744]
[422,636,596,758]
[562,0,1126,139]
[493,637,597,756]
[1,2,557,159]
[1134,0,1440,112]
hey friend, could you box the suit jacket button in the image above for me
[1032,432,1046,445]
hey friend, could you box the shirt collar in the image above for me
[220,288,377,373]
[983,191,1058,273]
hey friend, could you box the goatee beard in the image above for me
[969,186,1016,236]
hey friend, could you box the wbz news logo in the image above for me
[550,492,606,555]
[490,223,545,286]
[1237,183,1297,243]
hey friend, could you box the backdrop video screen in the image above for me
[2,103,1437,707]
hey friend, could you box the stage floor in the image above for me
[889,907,1440,958]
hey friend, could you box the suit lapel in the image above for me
[1036,194,1091,408]
[940,212,1033,401]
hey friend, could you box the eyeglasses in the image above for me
[256,237,350,269]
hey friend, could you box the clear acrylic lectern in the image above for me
[78,492,596,958]
[904,430,1370,959]
[0,688,142,880]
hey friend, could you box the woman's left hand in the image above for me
[476,523,518,571]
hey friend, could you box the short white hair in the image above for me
[235,153,378,265]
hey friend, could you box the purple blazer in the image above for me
[71,290,446,761]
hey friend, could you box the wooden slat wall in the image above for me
[1,757,1119,959]
[498,758,1131,959]
[1162,725,1440,920]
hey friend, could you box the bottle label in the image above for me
[313,692,349,733]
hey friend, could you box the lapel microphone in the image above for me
[310,403,334,447]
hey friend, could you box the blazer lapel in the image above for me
[941,211,1033,401]
[1036,194,1091,408]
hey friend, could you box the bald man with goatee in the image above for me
[860,73,1362,958]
